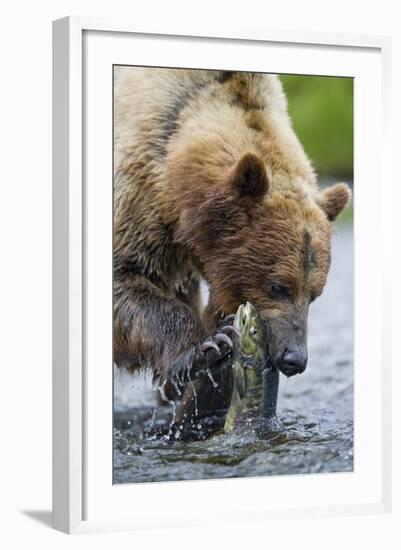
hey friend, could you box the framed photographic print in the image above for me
[52,17,392,534]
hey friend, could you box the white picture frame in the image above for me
[52,16,392,534]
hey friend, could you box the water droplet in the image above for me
[186,364,198,416]
[206,367,218,388]
[171,376,182,397]
[150,407,157,429]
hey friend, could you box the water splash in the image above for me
[167,400,177,439]
[158,380,169,403]
[158,380,178,439]
[186,364,198,416]
[171,376,182,397]
[150,407,157,430]
[206,367,218,388]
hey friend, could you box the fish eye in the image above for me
[250,326,257,335]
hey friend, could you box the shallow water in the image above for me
[114,226,353,483]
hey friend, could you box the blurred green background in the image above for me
[280,75,353,179]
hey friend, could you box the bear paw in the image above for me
[195,321,241,374]
[165,317,241,393]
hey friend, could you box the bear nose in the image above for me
[280,350,307,377]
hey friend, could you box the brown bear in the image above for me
[113,67,350,427]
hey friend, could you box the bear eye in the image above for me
[268,282,291,300]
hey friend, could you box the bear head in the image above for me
[174,151,351,377]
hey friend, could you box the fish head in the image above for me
[234,302,267,365]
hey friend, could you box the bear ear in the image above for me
[317,182,351,222]
[229,152,269,200]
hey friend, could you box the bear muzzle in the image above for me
[276,348,308,378]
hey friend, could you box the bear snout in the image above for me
[278,349,308,377]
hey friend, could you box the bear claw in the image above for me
[214,333,233,348]
[222,314,236,324]
[194,330,234,377]
[220,325,241,338]
[200,339,220,353]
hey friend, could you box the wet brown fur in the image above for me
[113,68,351,422]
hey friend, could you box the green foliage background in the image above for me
[280,75,353,179]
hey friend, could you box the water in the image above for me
[114,226,353,483]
